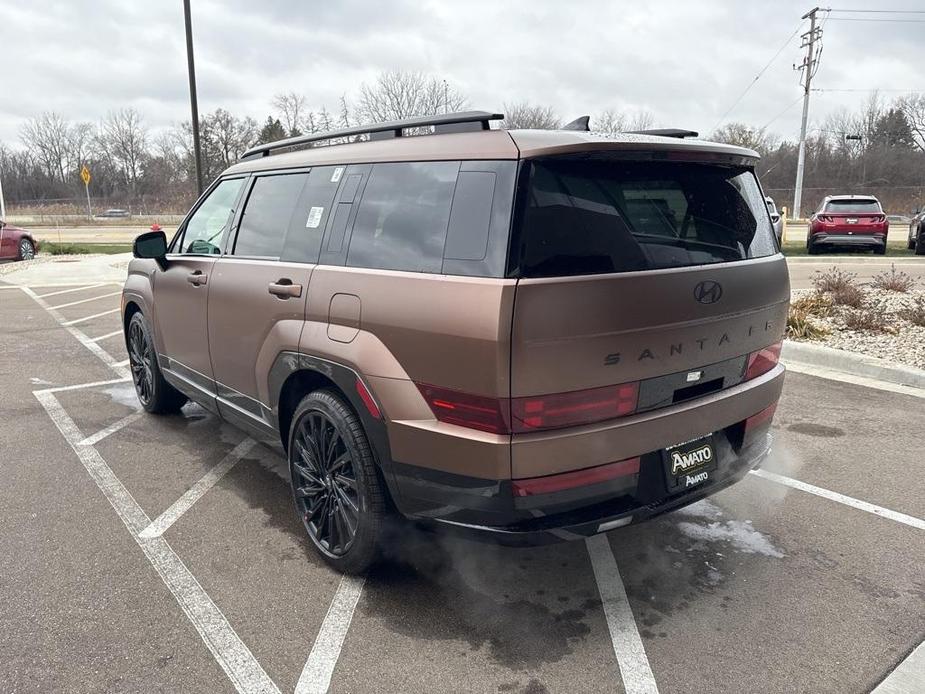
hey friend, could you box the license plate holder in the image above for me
[663,434,717,493]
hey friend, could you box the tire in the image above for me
[17,238,34,261]
[127,312,187,414]
[807,241,819,256]
[875,243,886,255]
[910,236,917,250]
[916,235,925,256]
[288,389,386,574]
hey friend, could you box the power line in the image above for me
[825,17,925,22]
[813,88,925,92]
[711,19,807,132]
[760,94,805,131]
[828,8,925,13]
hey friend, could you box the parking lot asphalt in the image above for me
[1,280,923,694]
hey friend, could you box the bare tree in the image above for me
[594,108,655,134]
[272,92,307,136]
[98,108,148,193]
[898,93,925,153]
[339,95,351,128]
[20,112,75,183]
[500,102,561,129]
[357,71,467,124]
[709,122,778,155]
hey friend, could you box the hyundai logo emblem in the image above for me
[693,280,723,304]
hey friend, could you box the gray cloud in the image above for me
[1,0,923,144]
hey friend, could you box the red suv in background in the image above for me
[807,195,888,255]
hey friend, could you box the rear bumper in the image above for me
[810,232,885,247]
[384,365,784,544]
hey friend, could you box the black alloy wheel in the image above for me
[128,317,154,407]
[292,410,361,557]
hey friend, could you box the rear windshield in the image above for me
[511,159,777,278]
[824,200,881,214]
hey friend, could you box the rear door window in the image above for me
[346,161,459,273]
[280,167,343,264]
[233,173,309,258]
[512,159,777,277]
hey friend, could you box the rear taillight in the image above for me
[511,382,639,433]
[416,384,509,434]
[512,457,641,496]
[745,341,782,380]
[818,215,832,223]
[417,380,640,434]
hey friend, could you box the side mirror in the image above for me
[0,220,6,229]
[133,230,168,269]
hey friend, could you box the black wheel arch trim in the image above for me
[269,351,403,509]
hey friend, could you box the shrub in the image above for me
[812,267,857,293]
[787,307,828,340]
[830,284,865,308]
[842,308,889,332]
[871,264,916,293]
[898,296,925,327]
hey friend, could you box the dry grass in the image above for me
[842,306,891,333]
[790,292,834,318]
[871,264,917,293]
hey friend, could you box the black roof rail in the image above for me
[626,128,699,139]
[240,110,504,160]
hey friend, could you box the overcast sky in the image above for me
[1,1,924,145]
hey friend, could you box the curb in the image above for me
[782,340,925,390]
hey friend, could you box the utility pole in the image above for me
[792,7,823,220]
[0,166,6,220]
[183,0,204,196]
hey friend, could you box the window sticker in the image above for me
[331,167,344,183]
[305,206,324,228]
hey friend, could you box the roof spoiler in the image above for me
[626,128,699,139]
[241,111,504,160]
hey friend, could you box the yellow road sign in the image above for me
[80,166,91,186]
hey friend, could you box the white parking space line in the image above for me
[586,534,659,694]
[35,389,281,694]
[139,438,257,540]
[751,469,925,531]
[35,376,131,394]
[34,283,107,298]
[295,574,366,694]
[50,290,122,310]
[783,360,925,400]
[114,358,130,367]
[90,329,124,342]
[79,412,144,447]
[62,307,120,326]
[872,640,925,694]
[21,287,130,379]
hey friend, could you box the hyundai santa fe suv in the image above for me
[123,111,789,573]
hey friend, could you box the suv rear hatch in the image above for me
[819,199,886,233]
[507,151,789,477]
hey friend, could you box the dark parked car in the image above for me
[807,195,888,255]
[0,220,38,261]
[95,208,131,219]
[908,210,925,255]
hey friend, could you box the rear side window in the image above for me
[234,173,308,258]
[824,199,881,214]
[346,161,459,273]
[281,166,343,264]
[512,159,777,278]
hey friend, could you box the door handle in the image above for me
[187,271,207,286]
[268,279,302,299]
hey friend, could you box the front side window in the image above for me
[513,159,777,278]
[346,161,459,273]
[233,173,309,258]
[179,178,246,254]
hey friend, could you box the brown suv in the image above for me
[123,112,788,573]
